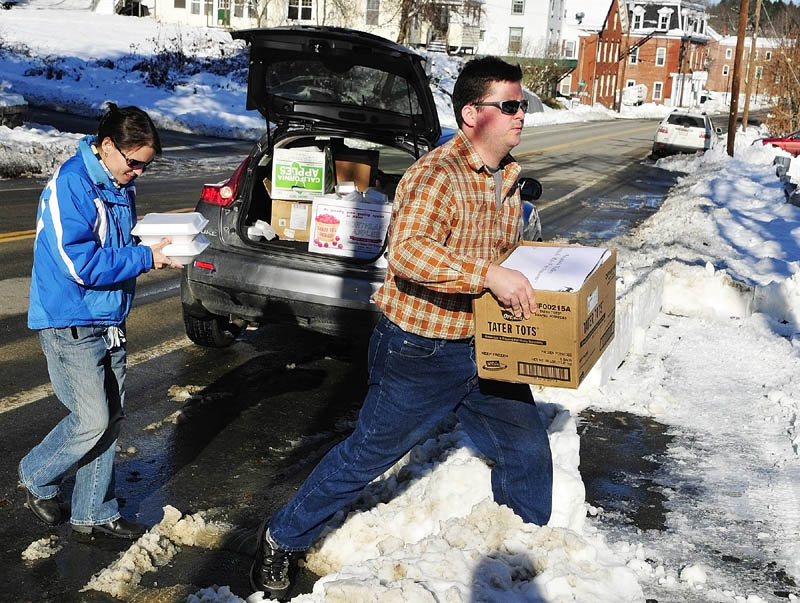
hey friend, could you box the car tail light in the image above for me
[194,260,215,271]
[658,127,669,134]
[200,156,251,208]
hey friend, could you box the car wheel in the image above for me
[183,307,242,347]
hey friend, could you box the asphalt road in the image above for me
[0,109,725,601]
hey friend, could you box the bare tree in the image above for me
[764,26,800,135]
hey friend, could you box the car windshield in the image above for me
[266,59,422,115]
[667,114,706,128]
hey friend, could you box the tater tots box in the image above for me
[473,242,616,389]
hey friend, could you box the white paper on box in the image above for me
[308,195,392,259]
[289,204,309,230]
[501,246,611,292]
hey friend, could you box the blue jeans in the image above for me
[270,316,553,551]
[19,326,125,526]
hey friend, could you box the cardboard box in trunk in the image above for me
[333,147,378,192]
[473,242,616,389]
[271,147,334,201]
[271,199,312,241]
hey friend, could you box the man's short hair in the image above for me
[452,57,523,128]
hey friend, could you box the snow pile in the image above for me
[538,128,800,600]
[21,534,63,561]
[83,505,234,598]
[0,123,81,178]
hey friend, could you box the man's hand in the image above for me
[484,264,537,319]
[149,237,184,270]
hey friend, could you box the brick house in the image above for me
[564,0,625,107]
[564,0,712,108]
[706,33,783,103]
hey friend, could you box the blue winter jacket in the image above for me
[28,135,154,330]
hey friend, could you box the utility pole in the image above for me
[727,0,751,156]
[741,0,763,130]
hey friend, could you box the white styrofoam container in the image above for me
[162,234,209,264]
[131,212,209,246]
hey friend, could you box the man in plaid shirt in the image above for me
[251,56,553,600]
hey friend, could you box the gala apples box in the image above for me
[308,194,392,259]
[473,242,616,389]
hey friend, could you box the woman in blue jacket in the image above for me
[19,104,182,539]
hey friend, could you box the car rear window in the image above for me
[667,115,706,128]
[266,59,422,115]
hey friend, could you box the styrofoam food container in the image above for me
[132,212,209,246]
[161,234,209,264]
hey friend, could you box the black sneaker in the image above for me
[250,521,298,601]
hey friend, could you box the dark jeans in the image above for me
[270,315,553,550]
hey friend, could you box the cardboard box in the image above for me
[308,193,392,259]
[332,146,378,192]
[473,242,616,389]
[271,147,334,201]
[271,199,312,241]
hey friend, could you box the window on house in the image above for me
[204,0,212,15]
[776,73,782,83]
[234,0,243,17]
[562,39,576,58]
[288,0,312,19]
[755,65,763,79]
[722,64,729,76]
[508,27,523,54]
[512,0,524,15]
[560,77,571,96]
[247,0,257,17]
[366,0,379,25]
[626,79,636,87]
[174,0,185,7]
[658,12,669,30]
[633,13,643,29]
[653,81,663,100]
[190,0,200,14]
[765,50,772,61]
[725,48,732,59]
[613,13,618,30]
[629,47,639,64]
[656,47,666,66]
[480,30,486,40]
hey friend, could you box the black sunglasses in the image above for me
[112,140,154,171]
[473,99,529,115]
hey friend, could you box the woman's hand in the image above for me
[484,264,537,319]
[149,237,184,270]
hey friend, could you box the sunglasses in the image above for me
[112,140,154,172]
[473,99,529,115]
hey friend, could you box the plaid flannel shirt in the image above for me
[372,129,523,339]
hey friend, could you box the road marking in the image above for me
[0,230,35,242]
[0,336,194,415]
[0,208,194,243]
[536,150,651,211]
[516,124,656,158]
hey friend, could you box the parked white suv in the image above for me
[652,110,721,158]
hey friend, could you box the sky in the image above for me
[2,4,800,603]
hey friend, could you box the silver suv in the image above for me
[181,26,542,347]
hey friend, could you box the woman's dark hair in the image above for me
[452,57,523,128]
[97,103,162,154]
